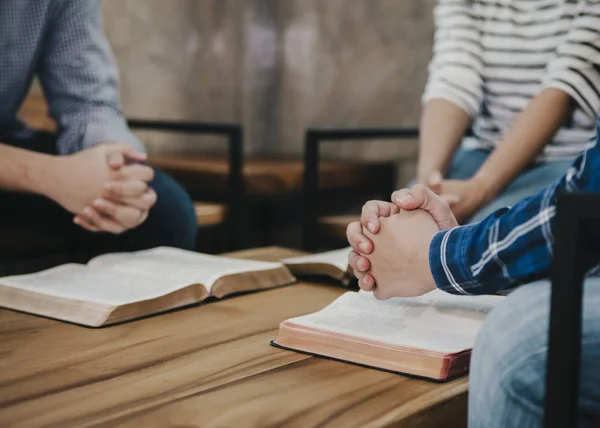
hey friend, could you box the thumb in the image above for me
[106,145,147,170]
[393,184,458,230]
[428,171,443,194]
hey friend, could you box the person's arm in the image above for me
[417,0,483,182]
[0,144,59,194]
[472,1,600,197]
[430,118,600,295]
[37,0,143,155]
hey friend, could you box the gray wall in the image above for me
[102,0,435,168]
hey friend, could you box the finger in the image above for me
[428,171,443,194]
[92,198,146,228]
[346,221,373,254]
[81,207,127,234]
[115,164,155,182]
[115,188,157,211]
[440,193,461,206]
[106,151,125,170]
[359,274,376,292]
[348,250,371,273]
[392,184,458,230]
[73,216,101,232]
[122,148,148,163]
[103,180,148,199]
[360,200,400,234]
[105,145,147,169]
[373,285,390,300]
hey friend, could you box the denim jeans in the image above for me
[446,149,574,223]
[1,131,197,259]
[469,279,600,427]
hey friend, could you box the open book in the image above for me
[281,247,354,285]
[0,247,295,327]
[272,289,503,381]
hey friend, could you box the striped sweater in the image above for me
[423,0,600,162]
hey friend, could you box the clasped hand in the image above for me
[50,143,157,234]
[346,184,459,299]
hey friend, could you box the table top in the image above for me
[0,247,468,427]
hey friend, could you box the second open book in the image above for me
[273,289,504,381]
[0,247,295,327]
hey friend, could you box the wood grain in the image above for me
[107,358,467,428]
[0,247,468,428]
[0,283,343,427]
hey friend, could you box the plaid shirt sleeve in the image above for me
[37,0,143,155]
[429,117,600,296]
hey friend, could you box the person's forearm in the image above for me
[429,128,600,295]
[417,99,471,183]
[473,88,573,198]
[0,143,58,195]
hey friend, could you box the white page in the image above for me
[88,247,284,292]
[286,289,504,354]
[0,264,193,306]
[281,247,350,272]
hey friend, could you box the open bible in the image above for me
[0,247,295,327]
[280,247,354,285]
[272,289,503,381]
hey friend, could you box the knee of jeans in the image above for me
[472,282,550,411]
[148,170,198,250]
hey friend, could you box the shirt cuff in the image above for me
[81,120,145,153]
[428,226,479,295]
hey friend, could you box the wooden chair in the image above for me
[302,127,419,250]
[544,192,600,428]
[127,119,246,252]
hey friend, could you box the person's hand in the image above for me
[47,144,154,234]
[359,210,438,299]
[347,184,458,286]
[425,172,489,223]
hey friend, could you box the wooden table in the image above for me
[0,248,468,427]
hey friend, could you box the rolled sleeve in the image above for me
[37,0,143,155]
[543,1,600,120]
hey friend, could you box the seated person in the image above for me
[418,0,600,223]
[345,114,600,426]
[0,0,197,263]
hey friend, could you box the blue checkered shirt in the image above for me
[430,117,600,296]
[0,0,143,155]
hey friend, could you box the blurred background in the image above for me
[102,0,433,166]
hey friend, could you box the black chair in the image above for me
[544,191,600,428]
[302,127,419,251]
[127,119,246,252]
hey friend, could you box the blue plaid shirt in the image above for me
[0,0,143,155]
[430,117,600,296]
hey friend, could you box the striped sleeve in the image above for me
[422,0,484,118]
[543,0,600,120]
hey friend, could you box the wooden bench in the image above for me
[0,246,468,427]
[148,155,391,196]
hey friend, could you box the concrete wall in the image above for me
[102,0,435,170]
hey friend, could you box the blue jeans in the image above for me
[469,279,600,427]
[446,149,573,223]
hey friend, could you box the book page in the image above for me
[88,247,285,292]
[286,289,504,354]
[281,247,350,272]
[0,264,194,306]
